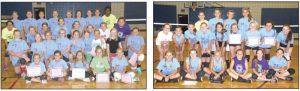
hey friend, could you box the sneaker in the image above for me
[25,80,31,84]
[91,77,95,81]
[83,78,91,82]
[136,67,142,75]
[21,73,26,79]
[41,80,47,84]
[68,77,75,80]
[285,77,293,81]
[132,77,140,82]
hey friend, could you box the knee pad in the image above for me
[19,58,27,65]
[25,76,32,81]
[251,74,258,79]
[197,70,205,77]
[268,69,276,76]
[287,68,295,75]
[266,74,273,79]
[168,78,178,82]
[203,62,210,67]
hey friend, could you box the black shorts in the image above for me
[245,46,259,50]
[280,43,294,47]
[229,44,241,47]
[201,53,211,57]
[217,41,227,48]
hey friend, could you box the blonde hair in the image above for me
[73,51,86,64]
[108,28,119,41]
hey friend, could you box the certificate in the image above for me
[247,37,260,46]
[96,73,110,83]
[27,66,41,77]
[72,68,85,79]
[263,37,275,46]
[229,34,241,44]
[182,81,197,85]
[121,74,133,84]
[51,68,63,77]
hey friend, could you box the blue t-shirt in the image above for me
[56,37,72,57]
[186,57,201,73]
[208,17,224,32]
[29,62,47,73]
[156,58,180,75]
[43,40,58,59]
[184,30,196,44]
[224,19,237,31]
[127,35,145,58]
[196,30,214,48]
[70,38,85,54]
[111,56,128,72]
[269,56,288,69]
[37,18,48,33]
[276,31,294,45]
[48,59,68,69]
[245,31,261,48]
[259,27,277,48]
[48,17,58,31]
[7,39,29,66]
[23,18,37,33]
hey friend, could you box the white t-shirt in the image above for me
[156,31,173,45]
[99,29,110,40]
[90,38,106,56]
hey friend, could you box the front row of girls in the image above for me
[154,48,295,83]
[156,21,294,72]
[7,28,144,84]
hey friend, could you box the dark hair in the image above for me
[215,22,226,40]
[42,22,48,26]
[283,24,292,43]
[230,23,238,34]
[104,6,111,11]
[54,50,62,55]
[253,49,264,70]
[242,7,253,22]
[6,20,14,26]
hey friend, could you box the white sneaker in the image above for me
[83,78,91,82]
[41,80,47,84]
[25,80,31,84]
[68,77,75,80]
[91,77,95,81]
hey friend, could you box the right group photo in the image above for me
[153,1,299,89]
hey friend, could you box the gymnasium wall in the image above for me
[1,2,146,29]
[153,1,298,24]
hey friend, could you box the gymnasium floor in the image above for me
[153,34,299,89]
[0,31,147,89]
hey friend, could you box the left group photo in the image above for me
[1,2,147,89]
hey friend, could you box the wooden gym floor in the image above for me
[153,34,299,89]
[0,31,147,89]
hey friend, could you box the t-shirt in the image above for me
[102,14,117,30]
[156,58,180,75]
[155,31,173,45]
[90,56,110,73]
[251,58,269,73]
[1,27,16,42]
[106,37,121,53]
[48,59,68,69]
[111,56,128,72]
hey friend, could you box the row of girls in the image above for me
[154,8,295,83]
[2,7,145,84]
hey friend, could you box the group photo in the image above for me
[1,2,147,89]
[153,1,299,88]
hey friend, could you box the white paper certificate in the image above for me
[263,37,275,46]
[229,34,241,44]
[27,66,41,77]
[96,73,110,83]
[72,68,85,79]
[51,68,63,77]
[247,37,260,46]
[121,74,133,84]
